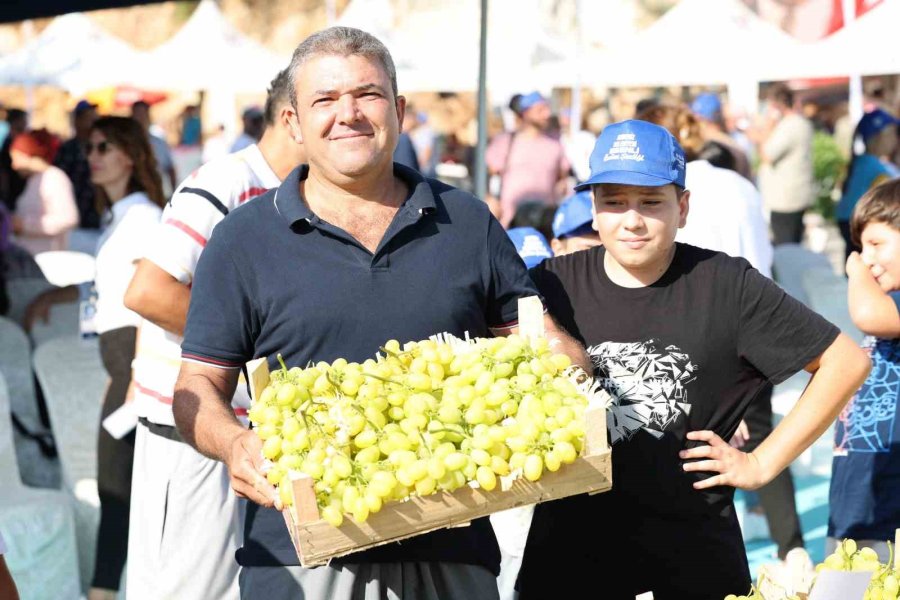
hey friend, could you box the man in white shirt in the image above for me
[122,68,305,600]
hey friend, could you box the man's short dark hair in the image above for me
[851,179,900,246]
[132,100,149,113]
[264,67,292,126]
[635,97,659,117]
[6,108,26,124]
[767,83,794,108]
[509,94,524,116]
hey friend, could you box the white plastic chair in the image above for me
[0,371,81,600]
[5,277,55,327]
[33,335,107,592]
[29,301,80,348]
[0,317,44,433]
[33,251,96,287]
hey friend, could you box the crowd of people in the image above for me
[0,22,899,600]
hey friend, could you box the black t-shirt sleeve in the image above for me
[485,216,542,327]
[181,227,257,368]
[737,264,840,384]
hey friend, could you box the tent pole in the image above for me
[842,0,863,124]
[474,0,489,200]
[23,20,35,118]
[570,0,583,139]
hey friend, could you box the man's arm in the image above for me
[124,259,190,336]
[682,333,870,490]
[492,313,592,374]
[173,361,277,508]
[846,252,900,338]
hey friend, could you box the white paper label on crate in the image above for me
[102,401,138,440]
[808,570,872,600]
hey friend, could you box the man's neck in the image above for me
[257,130,299,181]
[302,161,404,213]
[603,245,677,288]
[519,123,543,138]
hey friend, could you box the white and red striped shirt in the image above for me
[133,144,280,426]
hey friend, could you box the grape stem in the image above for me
[277,353,289,373]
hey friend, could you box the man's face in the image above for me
[860,221,900,293]
[75,109,97,135]
[592,183,689,270]
[289,53,403,180]
[523,102,551,130]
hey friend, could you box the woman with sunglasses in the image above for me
[24,116,165,600]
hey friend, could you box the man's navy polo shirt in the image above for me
[181,163,539,572]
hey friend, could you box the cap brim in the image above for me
[574,170,677,191]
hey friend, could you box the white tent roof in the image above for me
[134,0,288,92]
[581,0,805,87]
[766,0,900,80]
[0,13,144,94]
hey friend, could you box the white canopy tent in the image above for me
[765,0,900,80]
[0,13,146,94]
[579,0,805,88]
[134,0,287,93]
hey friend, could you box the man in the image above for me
[54,99,100,229]
[486,91,570,227]
[754,83,816,246]
[690,93,752,180]
[131,100,177,195]
[121,68,305,600]
[230,105,265,152]
[171,26,589,600]
[516,120,870,599]
[550,190,602,256]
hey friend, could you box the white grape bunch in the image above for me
[248,334,596,526]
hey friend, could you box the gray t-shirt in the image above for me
[759,113,815,213]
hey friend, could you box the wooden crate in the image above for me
[245,297,612,567]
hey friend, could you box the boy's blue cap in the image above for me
[858,108,899,141]
[553,191,594,239]
[691,93,722,121]
[518,92,547,113]
[575,120,686,191]
[74,99,97,115]
[507,227,553,269]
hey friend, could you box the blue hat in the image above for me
[507,227,553,269]
[517,92,547,113]
[74,99,97,115]
[575,120,686,191]
[858,108,899,141]
[552,191,594,239]
[691,93,722,121]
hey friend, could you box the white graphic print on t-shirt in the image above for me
[587,339,698,445]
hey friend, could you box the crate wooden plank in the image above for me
[289,445,611,566]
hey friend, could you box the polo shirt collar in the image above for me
[274,163,437,227]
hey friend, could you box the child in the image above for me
[550,190,602,256]
[517,120,871,600]
[829,178,900,562]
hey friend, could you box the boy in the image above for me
[550,190,602,256]
[516,120,871,599]
[829,178,900,562]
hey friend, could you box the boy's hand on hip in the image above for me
[680,430,768,491]
[226,429,277,508]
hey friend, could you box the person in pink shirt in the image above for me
[10,129,78,255]
[486,92,571,227]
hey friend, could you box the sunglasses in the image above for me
[85,141,113,155]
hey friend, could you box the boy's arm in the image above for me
[846,251,900,338]
[682,333,870,490]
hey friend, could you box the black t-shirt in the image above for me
[530,244,839,518]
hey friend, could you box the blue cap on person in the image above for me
[517,91,547,112]
[74,99,97,115]
[858,108,899,141]
[574,119,686,192]
[691,93,722,121]
[552,191,594,239]
[507,227,553,269]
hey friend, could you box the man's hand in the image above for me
[680,430,768,491]
[728,420,750,449]
[226,429,277,508]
